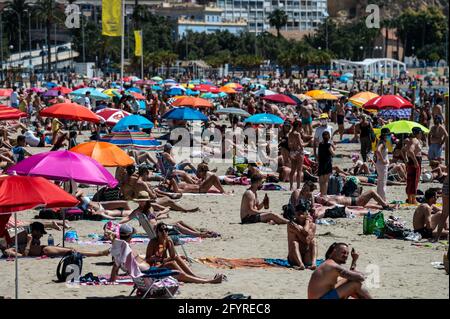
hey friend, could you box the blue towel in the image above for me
[263,258,325,268]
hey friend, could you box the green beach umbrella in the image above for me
[382,120,430,135]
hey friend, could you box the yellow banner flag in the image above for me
[134,30,143,57]
[102,0,122,37]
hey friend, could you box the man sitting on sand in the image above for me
[240,174,289,224]
[2,222,110,258]
[307,242,372,299]
[413,188,448,240]
[287,200,317,270]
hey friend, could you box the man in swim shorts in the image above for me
[308,243,372,299]
[413,188,448,239]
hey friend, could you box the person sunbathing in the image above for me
[159,143,197,183]
[119,197,216,238]
[287,201,317,270]
[240,174,289,225]
[127,149,158,168]
[145,223,226,284]
[307,242,372,299]
[3,222,110,258]
[165,172,232,194]
[75,190,134,220]
[413,189,448,240]
[315,190,396,210]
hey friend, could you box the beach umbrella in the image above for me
[27,87,45,93]
[54,86,72,94]
[0,175,79,299]
[7,150,118,187]
[313,92,339,101]
[40,102,101,123]
[382,120,430,135]
[151,76,163,81]
[224,83,243,90]
[102,88,121,97]
[294,94,312,102]
[201,92,220,99]
[343,72,354,78]
[339,76,350,83]
[172,96,213,108]
[166,87,186,96]
[0,89,13,97]
[215,107,251,117]
[96,108,131,126]
[70,141,134,167]
[186,88,200,96]
[112,114,154,132]
[305,90,326,98]
[378,109,411,120]
[127,91,146,100]
[363,95,413,110]
[45,82,57,88]
[135,79,156,85]
[162,107,208,121]
[100,130,162,150]
[262,94,297,105]
[194,84,219,93]
[349,92,379,108]
[244,113,284,125]
[253,89,276,97]
[219,86,237,94]
[0,109,27,120]
[127,87,142,94]
[42,90,59,97]
[70,88,110,100]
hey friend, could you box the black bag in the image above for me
[56,251,83,282]
[383,221,411,239]
[324,206,347,218]
[342,179,362,197]
[327,174,344,195]
[37,209,58,219]
[223,293,251,299]
[92,186,122,201]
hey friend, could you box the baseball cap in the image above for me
[119,224,135,237]
[319,113,329,119]
[30,222,47,234]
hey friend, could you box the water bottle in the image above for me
[264,194,269,209]
[47,234,54,246]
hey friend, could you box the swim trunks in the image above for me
[351,197,358,206]
[367,176,376,184]
[302,117,312,125]
[415,227,433,239]
[320,288,340,299]
[241,214,261,224]
[337,115,345,125]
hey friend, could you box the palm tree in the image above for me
[268,9,288,38]
[4,0,30,53]
[33,0,62,73]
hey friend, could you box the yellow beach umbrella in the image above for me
[102,89,120,97]
[305,90,326,98]
[313,92,338,100]
[349,92,379,108]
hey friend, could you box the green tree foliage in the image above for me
[268,9,288,38]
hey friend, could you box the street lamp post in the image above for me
[5,9,21,61]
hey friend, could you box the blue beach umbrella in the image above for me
[166,87,185,96]
[70,88,110,100]
[112,115,154,132]
[127,87,142,93]
[152,85,162,91]
[162,107,208,121]
[244,113,284,125]
[186,89,200,96]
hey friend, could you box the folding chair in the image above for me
[136,212,194,264]
[110,239,179,299]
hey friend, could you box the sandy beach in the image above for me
[0,127,448,299]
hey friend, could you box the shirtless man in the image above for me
[3,222,110,258]
[315,189,395,210]
[413,189,448,240]
[307,243,371,299]
[287,201,317,270]
[404,127,423,204]
[240,174,289,225]
[428,115,448,161]
[431,103,443,119]
[300,100,314,136]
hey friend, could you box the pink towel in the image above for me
[110,239,143,278]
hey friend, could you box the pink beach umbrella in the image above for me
[6,150,118,187]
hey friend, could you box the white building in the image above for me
[216,0,328,32]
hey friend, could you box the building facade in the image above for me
[216,0,328,32]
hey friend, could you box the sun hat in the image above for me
[119,224,135,237]
[132,190,154,203]
[30,222,47,235]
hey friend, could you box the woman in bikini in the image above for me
[288,121,308,191]
[145,223,226,284]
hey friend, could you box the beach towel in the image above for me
[196,257,324,269]
[111,239,142,278]
[262,183,287,191]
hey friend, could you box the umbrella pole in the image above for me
[14,212,18,299]
[62,209,66,248]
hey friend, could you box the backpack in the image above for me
[92,186,122,202]
[327,174,344,195]
[56,251,83,282]
[342,178,362,197]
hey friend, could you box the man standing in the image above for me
[307,243,372,299]
[84,91,92,111]
[405,127,423,204]
[300,100,314,136]
[428,115,448,161]
[10,87,19,108]
[313,113,333,159]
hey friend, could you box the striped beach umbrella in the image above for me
[99,130,163,151]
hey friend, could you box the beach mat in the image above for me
[196,257,324,269]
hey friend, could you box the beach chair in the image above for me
[156,152,179,184]
[110,239,179,299]
[136,212,194,264]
